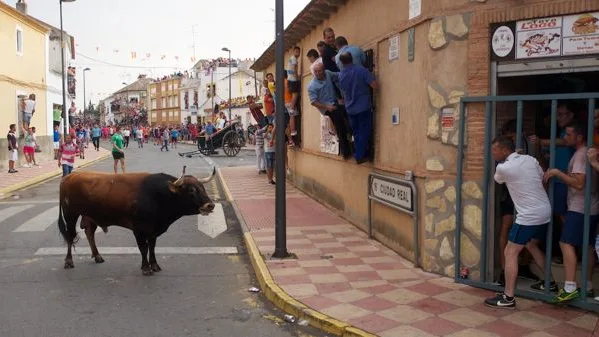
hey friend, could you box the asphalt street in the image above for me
[0,141,324,337]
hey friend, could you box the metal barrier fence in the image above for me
[455,93,599,311]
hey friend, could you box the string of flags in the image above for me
[76,43,198,63]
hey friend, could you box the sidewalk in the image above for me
[0,148,111,198]
[220,165,598,337]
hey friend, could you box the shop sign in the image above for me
[562,12,599,56]
[516,17,562,59]
[491,12,599,61]
[370,177,413,212]
[491,25,515,58]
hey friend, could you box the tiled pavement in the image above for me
[0,147,110,195]
[221,165,599,337]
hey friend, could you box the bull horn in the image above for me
[174,165,187,186]
[197,167,216,184]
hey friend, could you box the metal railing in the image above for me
[455,92,599,311]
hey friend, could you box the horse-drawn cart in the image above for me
[178,122,243,158]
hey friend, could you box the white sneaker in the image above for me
[23,164,31,168]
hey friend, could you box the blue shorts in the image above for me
[23,112,32,124]
[560,211,598,247]
[264,152,275,169]
[508,223,547,245]
[553,183,568,216]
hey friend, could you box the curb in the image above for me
[216,167,377,337]
[0,151,111,199]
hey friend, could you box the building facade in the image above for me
[148,77,181,126]
[0,1,51,169]
[179,77,200,124]
[252,0,599,293]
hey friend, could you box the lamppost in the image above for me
[221,47,232,120]
[60,0,76,135]
[83,67,90,120]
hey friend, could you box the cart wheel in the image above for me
[198,137,211,156]
[223,131,241,157]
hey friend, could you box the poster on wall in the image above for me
[562,12,599,56]
[320,115,339,155]
[389,35,399,61]
[409,0,421,20]
[516,17,562,59]
[490,22,516,60]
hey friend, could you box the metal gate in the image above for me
[455,92,599,311]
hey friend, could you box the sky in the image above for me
[12,0,311,109]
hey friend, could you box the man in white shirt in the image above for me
[485,135,553,309]
[21,94,36,134]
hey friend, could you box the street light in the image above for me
[60,0,76,136]
[221,47,232,120]
[83,67,90,120]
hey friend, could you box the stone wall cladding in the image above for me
[423,178,483,280]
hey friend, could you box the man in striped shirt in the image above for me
[255,124,267,174]
[58,134,79,177]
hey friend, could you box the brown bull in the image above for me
[58,166,215,275]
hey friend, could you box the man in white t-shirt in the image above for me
[485,135,552,309]
[543,123,598,303]
[21,94,36,134]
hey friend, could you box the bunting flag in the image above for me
[175,56,179,60]
[113,49,119,53]
[96,46,99,52]
[161,55,166,60]
[131,51,137,59]
[146,53,151,58]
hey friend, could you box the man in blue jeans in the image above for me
[337,52,377,164]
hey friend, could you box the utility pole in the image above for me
[191,24,199,61]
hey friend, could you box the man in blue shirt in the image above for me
[308,61,351,159]
[334,36,366,71]
[338,52,378,164]
[92,124,101,151]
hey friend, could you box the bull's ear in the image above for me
[168,182,180,194]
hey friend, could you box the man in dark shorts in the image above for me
[111,126,125,174]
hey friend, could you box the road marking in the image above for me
[35,246,238,255]
[13,206,59,232]
[197,203,227,238]
[0,205,35,226]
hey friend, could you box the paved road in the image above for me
[0,141,323,337]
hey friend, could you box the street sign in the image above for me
[370,176,413,212]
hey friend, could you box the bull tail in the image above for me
[58,181,78,244]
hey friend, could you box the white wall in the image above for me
[44,36,74,135]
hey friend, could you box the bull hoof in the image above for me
[150,263,162,272]
[94,255,105,263]
[64,259,74,269]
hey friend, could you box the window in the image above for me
[161,83,166,92]
[150,87,156,95]
[151,99,157,109]
[168,83,173,91]
[161,97,166,108]
[16,27,23,55]
[173,82,179,90]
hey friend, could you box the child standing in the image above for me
[58,134,78,177]
[263,123,276,185]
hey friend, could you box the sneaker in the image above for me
[485,293,516,309]
[552,288,580,303]
[531,280,558,292]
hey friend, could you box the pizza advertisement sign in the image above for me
[562,12,599,56]
[516,17,562,59]
[491,12,599,61]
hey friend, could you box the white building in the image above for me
[17,2,76,136]
[179,77,200,124]
[191,60,263,123]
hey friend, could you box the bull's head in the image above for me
[169,166,216,215]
